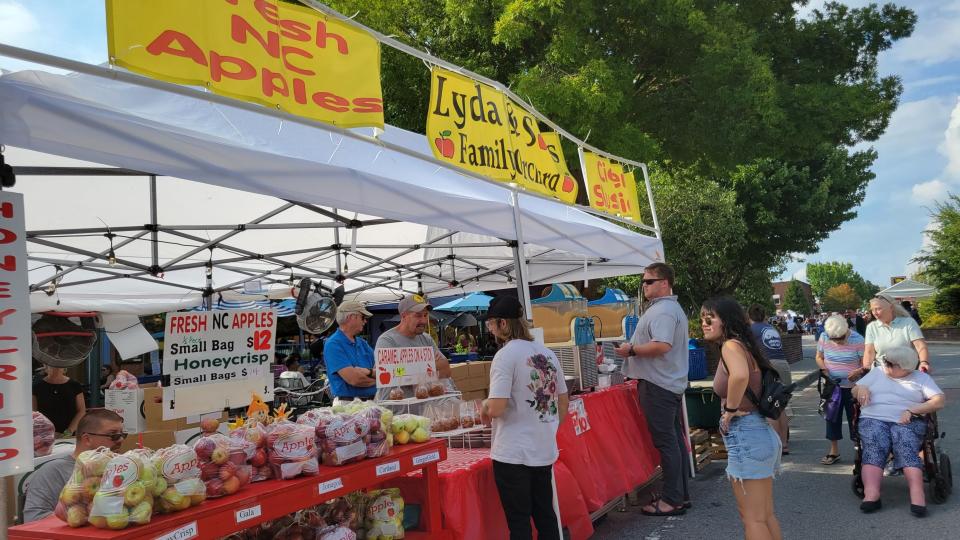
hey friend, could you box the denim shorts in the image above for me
[722,411,782,481]
[858,416,926,469]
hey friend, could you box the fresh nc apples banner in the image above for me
[581,150,643,222]
[106,0,384,128]
[427,67,579,204]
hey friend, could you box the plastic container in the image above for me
[688,348,708,381]
[684,387,721,428]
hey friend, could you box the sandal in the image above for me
[820,454,840,465]
[641,499,687,517]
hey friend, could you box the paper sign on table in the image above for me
[568,398,591,436]
[374,347,438,387]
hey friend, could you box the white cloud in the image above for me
[893,1,960,67]
[909,97,960,205]
[912,179,950,205]
[0,1,37,43]
[791,267,807,282]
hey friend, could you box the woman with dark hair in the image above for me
[704,297,782,540]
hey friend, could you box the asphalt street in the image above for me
[590,338,960,540]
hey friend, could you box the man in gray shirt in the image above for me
[375,294,451,378]
[615,262,690,516]
[23,409,126,522]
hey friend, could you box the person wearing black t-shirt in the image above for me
[32,365,85,436]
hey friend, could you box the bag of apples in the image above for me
[32,411,55,457]
[54,448,115,528]
[229,423,273,482]
[300,409,368,467]
[192,433,254,498]
[87,449,156,530]
[152,444,206,513]
[266,420,319,479]
[355,404,392,458]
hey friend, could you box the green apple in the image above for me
[105,508,129,530]
[411,427,429,443]
[65,505,88,528]
[123,481,146,507]
[129,501,152,524]
[394,430,410,445]
[152,477,168,497]
[403,418,419,433]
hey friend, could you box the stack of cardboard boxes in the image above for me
[450,361,491,401]
[105,386,227,452]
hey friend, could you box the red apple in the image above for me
[250,448,267,467]
[200,417,220,434]
[235,465,251,485]
[219,461,237,480]
[193,438,215,460]
[562,175,575,193]
[200,462,220,480]
[205,478,224,497]
[53,501,68,522]
[222,476,241,495]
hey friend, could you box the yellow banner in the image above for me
[426,68,578,203]
[106,0,383,128]
[582,151,643,222]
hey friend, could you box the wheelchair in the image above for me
[850,401,953,504]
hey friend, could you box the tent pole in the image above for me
[149,175,159,269]
[510,192,533,319]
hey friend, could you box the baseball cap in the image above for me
[398,294,432,314]
[481,295,523,320]
[338,300,372,317]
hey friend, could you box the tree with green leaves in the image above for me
[782,279,811,315]
[305,0,915,307]
[913,194,960,288]
[821,283,861,312]
[807,261,880,302]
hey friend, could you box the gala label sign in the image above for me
[427,67,578,203]
[107,0,383,127]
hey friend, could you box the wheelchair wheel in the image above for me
[852,475,864,498]
[941,452,953,494]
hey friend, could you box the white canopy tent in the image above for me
[878,279,937,300]
[0,49,664,316]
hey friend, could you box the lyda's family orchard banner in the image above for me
[106,0,647,214]
[106,0,383,127]
[426,67,579,205]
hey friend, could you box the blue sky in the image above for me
[1,0,958,288]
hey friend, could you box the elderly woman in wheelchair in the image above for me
[851,346,945,517]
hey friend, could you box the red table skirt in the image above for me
[394,382,659,540]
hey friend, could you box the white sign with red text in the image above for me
[0,191,32,477]
[163,310,276,387]
[568,398,591,436]
[374,347,437,387]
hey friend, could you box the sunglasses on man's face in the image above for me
[642,278,666,286]
[85,431,128,442]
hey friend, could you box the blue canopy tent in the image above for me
[434,292,493,312]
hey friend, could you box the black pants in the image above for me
[638,379,690,506]
[492,460,562,540]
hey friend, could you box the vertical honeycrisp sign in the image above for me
[106,0,383,127]
[427,67,579,204]
[0,191,33,476]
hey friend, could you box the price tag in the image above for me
[413,451,440,466]
[376,460,401,476]
[568,399,591,436]
[235,504,262,523]
[319,477,344,494]
[154,521,198,540]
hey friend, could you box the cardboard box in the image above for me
[455,376,488,393]
[141,388,227,431]
[119,429,175,453]
[467,361,491,378]
[461,390,487,401]
[142,387,179,431]
[104,389,144,434]
[449,363,471,379]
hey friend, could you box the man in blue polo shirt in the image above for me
[323,300,377,398]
